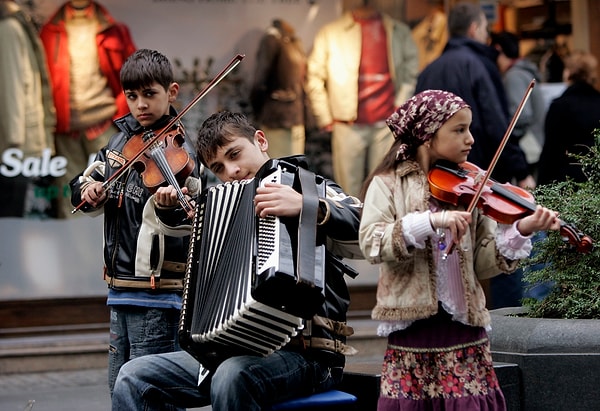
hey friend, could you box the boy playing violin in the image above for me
[358,90,559,411]
[69,49,200,395]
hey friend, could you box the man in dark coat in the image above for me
[415,2,535,188]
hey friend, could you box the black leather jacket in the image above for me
[70,111,199,290]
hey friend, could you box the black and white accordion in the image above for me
[179,159,326,371]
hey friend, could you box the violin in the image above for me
[71,54,245,217]
[122,121,195,216]
[428,160,593,253]
[425,79,592,255]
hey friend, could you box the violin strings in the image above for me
[149,145,189,208]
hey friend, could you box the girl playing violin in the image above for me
[358,89,560,411]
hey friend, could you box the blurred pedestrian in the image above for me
[490,31,549,309]
[491,30,546,179]
[416,2,536,189]
[538,50,600,184]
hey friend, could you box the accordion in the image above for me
[179,159,326,371]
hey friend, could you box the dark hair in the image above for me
[120,49,174,91]
[196,111,257,165]
[491,31,520,59]
[448,2,484,38]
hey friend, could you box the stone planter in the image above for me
[489,307,600,411]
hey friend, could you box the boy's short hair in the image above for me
[196,111,256,166]
[448,2,484,38]
[120,49,174,91]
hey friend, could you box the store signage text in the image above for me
[0,148,67,178]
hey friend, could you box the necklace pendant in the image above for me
[438,239,446,251]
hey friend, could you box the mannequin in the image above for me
[40,1,136,218]
[250,18,308,159]
[411,0,448,72]
[0,0,56,217]
[306,0,419,197]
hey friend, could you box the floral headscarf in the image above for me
[386,90,470,161]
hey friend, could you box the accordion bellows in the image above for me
[179,159,326,370]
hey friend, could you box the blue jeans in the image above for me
[111,350,342,411]
[108,306,180,395]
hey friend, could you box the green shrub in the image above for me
[522,129,600,319]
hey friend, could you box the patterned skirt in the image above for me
[377,309,506,411]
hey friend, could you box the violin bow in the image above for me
[443,79,535,257]
[72,53,245,214]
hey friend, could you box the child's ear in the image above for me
[255,130,269,152]
[168,82,179,102]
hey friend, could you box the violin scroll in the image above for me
[559,222,594,253]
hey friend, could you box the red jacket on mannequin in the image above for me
[40,1,136,135]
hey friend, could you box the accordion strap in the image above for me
[289,316,357,355]
[296,167,319,286]
[287,335,358,356]
[306,337,358,356]
[311,315,355,337]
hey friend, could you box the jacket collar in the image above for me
[564,80,600,96]
[445,36,498,60]
[395,159,422,179]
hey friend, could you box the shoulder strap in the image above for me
[296,167,319,286]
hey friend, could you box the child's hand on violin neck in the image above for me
[154,185,190,208]
[516,205,561,236]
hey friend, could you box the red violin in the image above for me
[428,160,593,253]
[122,122,194,193]
[122,121,196,217]
[71,54,245,217]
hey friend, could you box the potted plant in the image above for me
[489,129,600,410]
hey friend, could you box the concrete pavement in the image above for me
[0,368,212,411]
[0,368,110,411]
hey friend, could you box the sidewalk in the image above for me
[0,368,110,411]
[0,368,211,411]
